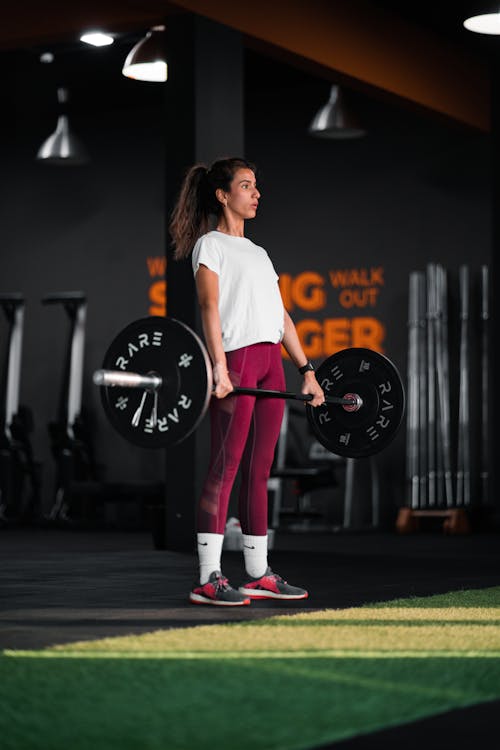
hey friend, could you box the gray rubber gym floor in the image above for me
[2,526,500,648]
[1,526,499,748]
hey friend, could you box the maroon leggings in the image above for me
[197,342,285,536]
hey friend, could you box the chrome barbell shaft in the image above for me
[232,386,362,408]
[93,369,362,409]
[93,369,162,392]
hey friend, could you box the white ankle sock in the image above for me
[197,533,224,584]
[242,534,268,578]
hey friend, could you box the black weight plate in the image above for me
[100,317,212,448]
[306,348,405,458]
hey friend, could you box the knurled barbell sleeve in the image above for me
[406,272,420,509]
[480,265,489,505]
[426,263,437,508]
[417,272,428,508]
[435,264,454,508]
[456,265,470,507]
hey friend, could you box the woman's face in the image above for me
[223,168,260,220]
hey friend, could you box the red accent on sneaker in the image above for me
[246,575,281,594]
[239,569,308,600]
[190,572,251,606]
[192,582,217,599]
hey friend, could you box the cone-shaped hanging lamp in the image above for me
[309,85,366,139]
[37,88,88,165]
[122,25,167,82]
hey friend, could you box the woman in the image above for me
[170,157,324,606]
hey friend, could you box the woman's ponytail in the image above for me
[169,164,210,260]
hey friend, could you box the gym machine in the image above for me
[43,292,100,522]
[0,294,41,524]
[43,293,164,527]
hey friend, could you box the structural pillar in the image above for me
[162,13,244,550]
[490,59,499,528]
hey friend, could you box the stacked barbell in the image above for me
[406,263,489,509]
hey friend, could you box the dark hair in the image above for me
[169,157,256,259]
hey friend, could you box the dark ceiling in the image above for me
[0,2,179,51]
[2,1,500,56]
[375,0,500,56]
[3,0,498,136]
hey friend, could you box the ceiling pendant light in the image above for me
[122,25,167,82]
[309,85,366,139]
[463,13,500,34]
[80,31,114,47]
[36,88,88,165]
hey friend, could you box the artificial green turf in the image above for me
[2,587,500,750]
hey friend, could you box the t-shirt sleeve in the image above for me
[192,236,222,276]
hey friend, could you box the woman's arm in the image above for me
[195,265,233,398]
[282,309,324,407]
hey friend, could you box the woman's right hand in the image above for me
[212,362,234,399]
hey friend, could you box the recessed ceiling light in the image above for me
[463,13,500,35]
[80,32,114,47]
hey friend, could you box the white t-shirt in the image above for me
[192,230,285,352]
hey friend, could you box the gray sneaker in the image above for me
[190,571,251,606]
[239,567,308,600]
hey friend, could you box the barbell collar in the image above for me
[93,369,162,392]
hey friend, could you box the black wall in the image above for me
[1,44,166,513]
[245,53,491,522]
[0,36,492,526]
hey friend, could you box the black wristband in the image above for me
[298,361,315,375]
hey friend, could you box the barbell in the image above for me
[93,316,405,458]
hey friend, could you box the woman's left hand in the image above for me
[301,372,325,407]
